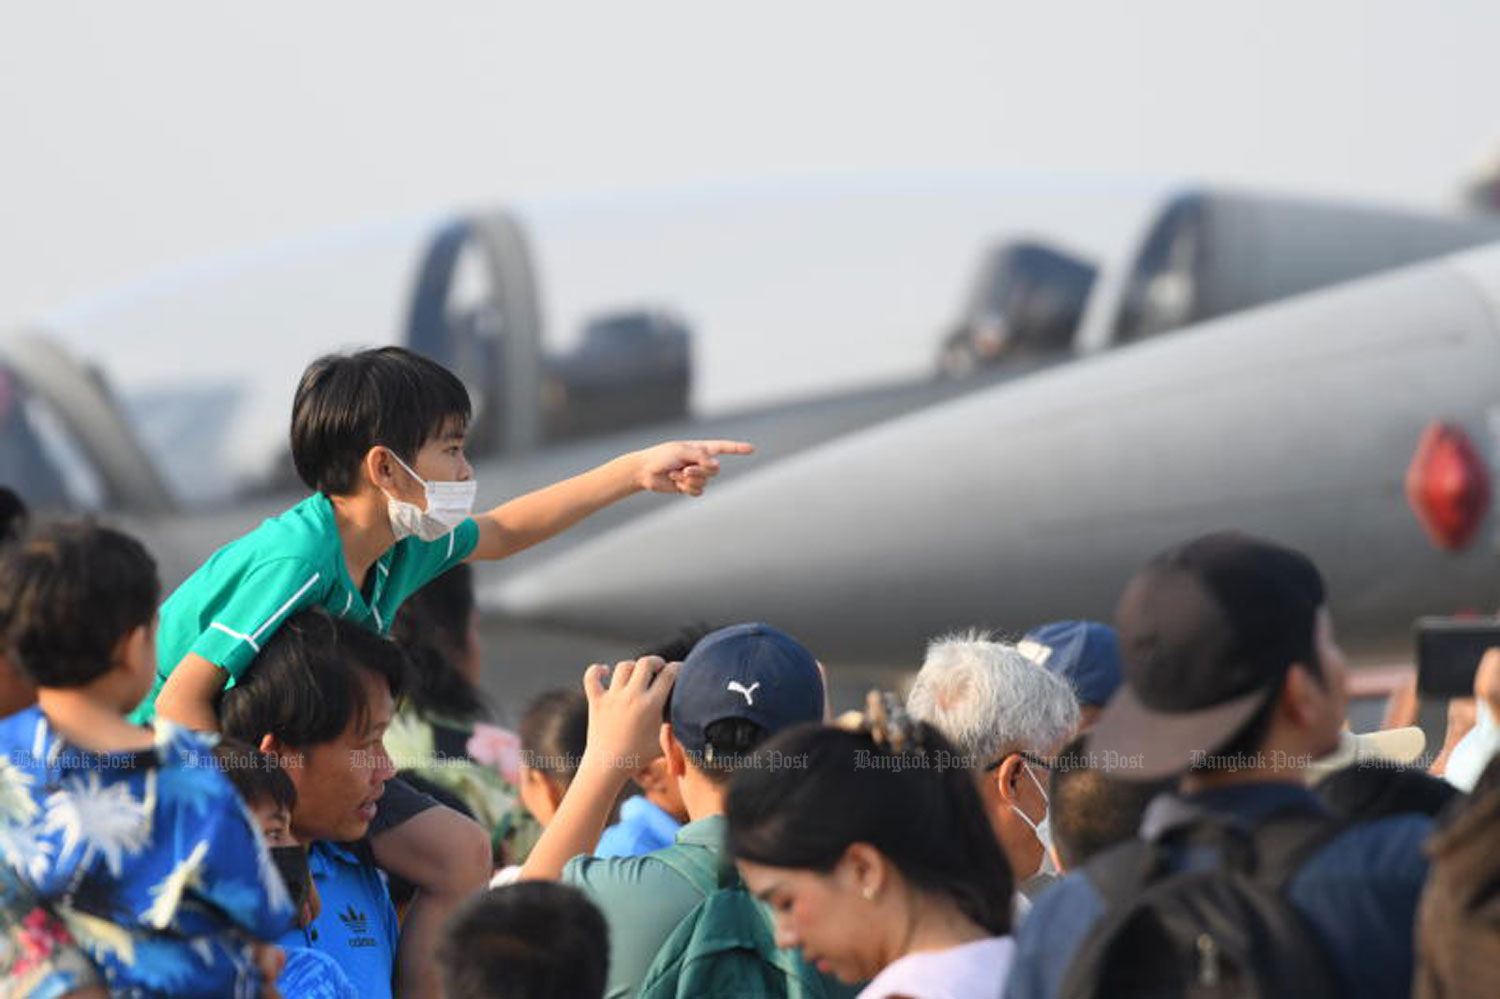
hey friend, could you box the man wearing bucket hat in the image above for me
[1007,532,1434,999]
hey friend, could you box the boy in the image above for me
[0,521,292,998]
[441,883,610,999]
[135,346,752,997]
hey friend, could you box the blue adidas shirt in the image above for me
[278,841,399,999]
[280,946,359,999]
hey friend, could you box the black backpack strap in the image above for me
[1246,806,1347,890]
[1088,802,1344,896]
[1081,837,1158,908]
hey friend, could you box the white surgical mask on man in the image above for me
[383,450,477,543]
[1011,760,1058,882]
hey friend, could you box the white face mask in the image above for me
[1011,760,1057,881]
[383,450,477,543]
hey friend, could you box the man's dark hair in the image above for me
[441,882,609,999]
[392,563,485,722]
[1316,764,1459,823]
[212,738,297,812]
[1050,734,1172,868]
[220,609,408,748]
[1200,638,1324,768]
[290,346,471,495]
[518,688,588,787]
[689,718,768,785]
[0,520,159,688]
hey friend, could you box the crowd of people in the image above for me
[1,346,1499,999]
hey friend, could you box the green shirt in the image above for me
[564,816,861,999]
[564,816,733,999]
[131,493,479,722]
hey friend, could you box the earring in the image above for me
[861,885,875,901]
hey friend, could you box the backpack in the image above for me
[1059,807,1345,999]
[636,843,840,999]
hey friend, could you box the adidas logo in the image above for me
[337,904,368,937]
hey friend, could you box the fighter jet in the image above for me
[6,178,1500,710]
[495,237,1500,672]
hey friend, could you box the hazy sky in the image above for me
[3,0,1500,327]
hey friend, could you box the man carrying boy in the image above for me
[0,521,293,998]
[221,609,408,999]
[215,738,361,999]
[133,346,752,998]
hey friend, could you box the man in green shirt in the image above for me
[138,345,752,999]
[520,623,829,999]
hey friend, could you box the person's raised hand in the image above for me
[634,440,755,497]
[1476,647,1500,719]
[581,656,680,774]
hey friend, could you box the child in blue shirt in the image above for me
[0,521,293,998]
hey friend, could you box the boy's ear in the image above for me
[543,773,568,811]
[363,446,398,493]
[633,755,671,795]
[661,723,688,780]
[112,623,155,678]
[259,733,285,758]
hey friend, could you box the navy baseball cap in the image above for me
[668,622,825,756]
[1019,621,1123,707]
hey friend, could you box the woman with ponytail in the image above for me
[726,692,1015,999]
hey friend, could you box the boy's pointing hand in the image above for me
[634,440,755,496]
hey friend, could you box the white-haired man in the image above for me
[907,632,1080,904]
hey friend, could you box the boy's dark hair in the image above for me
[518,688,588,786]
[0,520,159,688]
[638,623,717,664]
[0,488,28,662]
[392,563,485,723]
[212,738,297,812]
[440,883,609,999]
[290,346,471,495]
[220,608,409,748]
[649,625,717,732]
[1049,734,1171,869]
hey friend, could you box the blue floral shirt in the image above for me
[0,706,297,998]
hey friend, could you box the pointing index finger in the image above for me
[692,440,756,457]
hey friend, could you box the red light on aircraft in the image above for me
[1406,422,1492,551]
